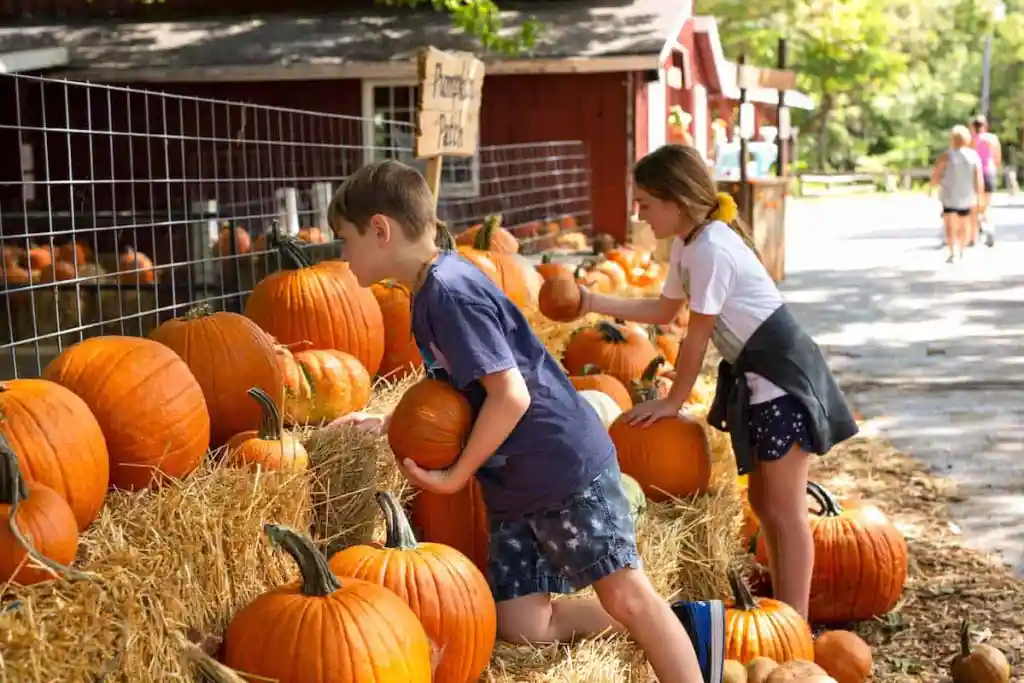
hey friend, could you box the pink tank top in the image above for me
[975,134,996,172]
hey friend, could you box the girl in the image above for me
[931,125,983,262]
[578,144,858,618]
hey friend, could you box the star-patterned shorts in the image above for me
[749,394,814,462]
[486,461,641,602]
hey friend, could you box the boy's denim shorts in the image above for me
[486,460,642,602]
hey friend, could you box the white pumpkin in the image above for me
[579,389,623,429]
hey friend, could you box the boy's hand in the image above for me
[400,458,470,495]
[327,411,390,435]
[623,397,683,427]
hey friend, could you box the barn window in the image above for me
[361,80,481,198]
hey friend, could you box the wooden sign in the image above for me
[737,64,797,92]
[415,47,485,159]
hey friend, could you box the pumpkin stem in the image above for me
[248,387,283,440]
[727,569,759,611]
[541,253,553,264]
[183,303,214,320]
[958,618,973,658]
[472,214,503,251]
[264,523,341,597]
[269,229,313,270]
[580,364,602,377]
[376,491,419,550]
[647,324,665,345]
[0,432,91,581]
[631,355,666,403]
[806,481,843,517]
[596,321,628,344]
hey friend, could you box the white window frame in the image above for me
[360,79,481,198]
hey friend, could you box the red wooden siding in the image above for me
[633,74,650,161]
[478,72,629,243]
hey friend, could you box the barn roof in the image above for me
[0,0,689,81]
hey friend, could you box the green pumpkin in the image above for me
[620,472,647,525]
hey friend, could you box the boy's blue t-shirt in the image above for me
[410,252,615,522]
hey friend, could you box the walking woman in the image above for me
[971,115,1001,246]
[930,125,983,263]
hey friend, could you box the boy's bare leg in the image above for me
[594,568,704,682]
[496,592,623,644]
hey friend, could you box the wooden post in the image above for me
[776,38,788,178]
[424,157,444,209]
[738,54,749,221]
[415,47,485,212]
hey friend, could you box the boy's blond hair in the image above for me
[328,159,437,239]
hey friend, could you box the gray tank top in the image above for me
[941,147,980,209]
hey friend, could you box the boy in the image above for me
[326,159,724,683]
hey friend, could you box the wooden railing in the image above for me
[796,168,932,196]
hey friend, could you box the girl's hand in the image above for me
[400,458,470,495]
[623,397,682,428]
[327,411,390,435]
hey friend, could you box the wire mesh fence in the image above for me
[0,72,592,378]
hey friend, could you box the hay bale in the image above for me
[304,372,420,557]
[0,461,309,682]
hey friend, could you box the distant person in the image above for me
[930,125,983,263]
[970,115,1000,246]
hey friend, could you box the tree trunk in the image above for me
[816,94,834,172]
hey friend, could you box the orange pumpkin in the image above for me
[455,223,484,246]
[1,244,26,268]
[574,263,614,294]
[649,324,680,365]
[329,492,497,683]
[609,413,710,501]
[39,260,77,282]
[43,336,210,491]
[149,307,283,448]
[563,320,660,385]
[225,388,308,472]
[56,240,91,265]
[213,224,252,256]
[535,253,572,282]
[388,378,473,470]
[765,661,835,683]
[755,482,908,624]
[538,268,583,322]
[458,216,530,307]
[371,279,423,380]
[26,246,53,271]
[0,379,109,530]
[410,479,490,573]
[244,235,385,375]
[222,524,433,683]
[275,342,371,425]
[117,247,156,285]
[813,630,872,683]
[297,226,331,244]
[724,570,814,664]
[568,365,633,412]
[0,434,80,586]
[950,618,1010,683]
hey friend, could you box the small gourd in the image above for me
[724,659,749,683]
[950,618,1010,683]
[747,657,779,683]
[765,660,835,683]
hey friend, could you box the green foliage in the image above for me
[375,0,541,55]
[700,0,1020,171]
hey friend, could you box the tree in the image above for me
[377,0,541,55]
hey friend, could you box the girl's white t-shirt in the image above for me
[662,221,786,405]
